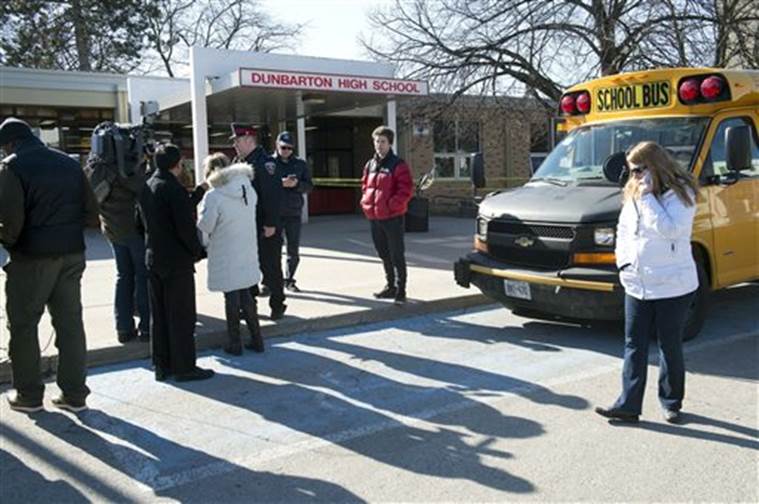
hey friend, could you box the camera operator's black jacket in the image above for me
[274,154,313,217]
[240,146,281,230]
[136,168,204,276]
[97,163,146,243]
[0,136,99,260]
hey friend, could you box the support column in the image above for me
[387,98,397,133]
[190,46,209,185]
[296,93,308,223]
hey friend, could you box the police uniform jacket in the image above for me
[242,146,281,231]
[274,154,313,217]
[0,136,99,260]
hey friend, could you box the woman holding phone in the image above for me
[595,141,699,424]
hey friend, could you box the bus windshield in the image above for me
[532,117,709,183]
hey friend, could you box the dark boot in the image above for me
[241,291,265,353]
[223,292,243,356]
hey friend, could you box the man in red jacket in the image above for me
[360,126,413,305]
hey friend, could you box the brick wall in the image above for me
[398,96,551,215]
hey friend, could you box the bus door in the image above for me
[698,112,759,287]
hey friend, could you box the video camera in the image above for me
[85,101,160,203]
[89,102,160,178]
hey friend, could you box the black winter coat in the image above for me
[137,169,203,276]
[0,136,98,259]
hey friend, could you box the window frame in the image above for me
[701,115,759,183]
[433,118,481,180]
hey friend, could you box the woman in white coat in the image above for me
[197,153,264,355]
[596,141,699,424]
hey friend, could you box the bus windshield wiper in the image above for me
[530,177,569,186]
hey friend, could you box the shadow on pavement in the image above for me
[24,410,363,503]
[310,337,589,410]
[0,446,90,504]
[165,332,540,495]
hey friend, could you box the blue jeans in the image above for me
[613,292,695,415]
[110,235,150,337]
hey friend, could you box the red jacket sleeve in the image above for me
[388,161,413,216]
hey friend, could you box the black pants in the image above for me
[257,231,286,310]
[224,289,258,338]
[148,269,197,374]
[5,253,89,402]
[281,215,302,282]
[370,216,407,291]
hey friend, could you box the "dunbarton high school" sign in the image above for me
[237,68,428,96]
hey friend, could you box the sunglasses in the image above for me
[629,165,647,175]
[279,145,293,151]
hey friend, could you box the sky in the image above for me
[260,0,394,61]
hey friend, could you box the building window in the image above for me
[433,119,480,179]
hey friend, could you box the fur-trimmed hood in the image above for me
[207,162,254,188]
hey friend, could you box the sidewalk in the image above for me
[0,215,484,381]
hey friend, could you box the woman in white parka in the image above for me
[596,141,699,425]
[197,153,264,355]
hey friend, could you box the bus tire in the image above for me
[683,257,710,342]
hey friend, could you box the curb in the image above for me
[0,293,490,384]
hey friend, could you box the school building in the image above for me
[0,48,552,215]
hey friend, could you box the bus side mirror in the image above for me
[603,151,628,187]
[471,152,485,188]
[726,125,752,172]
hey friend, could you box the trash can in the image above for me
[405,196,429,232]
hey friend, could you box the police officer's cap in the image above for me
[0,117,33,145]
[229,123,258,140]
[276,131,294,146]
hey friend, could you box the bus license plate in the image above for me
[504,280,531,300]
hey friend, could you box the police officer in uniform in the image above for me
[273,131,313,292]
[230,124,286,319]
[0,117,99,413]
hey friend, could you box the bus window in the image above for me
[702,117,759,179]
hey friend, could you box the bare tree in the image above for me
[143,0,305,77]
[362,0,758,103]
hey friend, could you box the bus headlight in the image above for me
[477,217,488,238]
[594,227,615,246]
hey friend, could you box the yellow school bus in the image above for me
[455,68,759,340]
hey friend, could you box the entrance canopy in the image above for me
[131,47,428,182]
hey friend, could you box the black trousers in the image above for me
[257,231,286,310]
[281,215,302,282]
[5,253,89,402]
[223,288,258,342]
[370,216,407,291]
[148,269,197,374]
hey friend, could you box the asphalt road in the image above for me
[1,284,757,503]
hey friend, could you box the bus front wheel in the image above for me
[683,257,710,342]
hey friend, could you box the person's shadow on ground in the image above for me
[24,409,364,503]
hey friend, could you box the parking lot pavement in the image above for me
[1,284,756,502]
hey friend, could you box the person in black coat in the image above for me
[136,144,213,382]
[0,117,99,413]
[230,124,287,320]
[273,131,313,292]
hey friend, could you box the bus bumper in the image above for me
[454,252,624,320]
